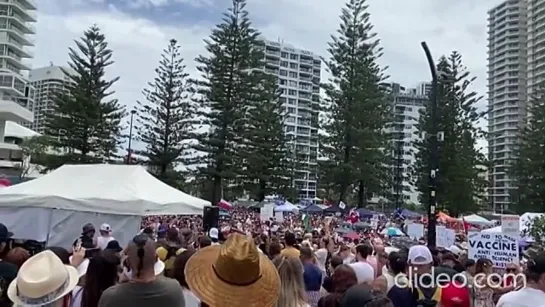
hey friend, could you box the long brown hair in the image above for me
[81,251,120,307]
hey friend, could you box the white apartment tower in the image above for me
[0,0,36,174]
[386,83,427,205]
[487,0,527,212]
[28,65,75,134]
[260,39,320,200]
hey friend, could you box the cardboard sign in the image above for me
[501,215,520,236]
[468,232,519,268]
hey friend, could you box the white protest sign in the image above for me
[468,232,519,268]
[407,223,424,240]
[274,210,284,222]
[436,226,455,248]
[501,215,520,236]
[260,204,275,221]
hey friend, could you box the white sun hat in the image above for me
[8,250,79,306]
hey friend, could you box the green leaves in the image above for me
[43,25,125,166]
[135,39,198,182]
[510,85,545,213]
[320,0,390,206]
[411,52,486,215]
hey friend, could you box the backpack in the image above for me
[413,286,442,307]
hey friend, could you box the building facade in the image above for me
[0,0,36,174]
[487,0,527,212]
[386,83,428,205]
[260,39,320,200]
[28,65,75,134]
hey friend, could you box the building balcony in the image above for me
[0,0,37,22]
[15,0,35,10]
[0,100,32,122]
[0,40,33,58]
[0,11,36,33]
[3,25,34,46]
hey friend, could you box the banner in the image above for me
[501,215,520,236]
[436,226,455,248]
[468,232,519,268]
[407,223,424,239]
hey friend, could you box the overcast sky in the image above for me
[33,0,503,152]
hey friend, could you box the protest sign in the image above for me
[468,232,519,268]
[260,203,274,221]
[501,215,520,236]
[436,226,455,248]
[407,223,424,239]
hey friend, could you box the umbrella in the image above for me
[382,227,404,237]
[334,227,351,234]
[343,231,360,241]
[353,222,371,230]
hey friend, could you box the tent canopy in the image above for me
[463,214,491,225]
[274,201,297,212]
[301,204,324,213]
[0,164,209,215]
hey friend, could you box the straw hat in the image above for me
[185,233,280,307]
[8,250,79,306]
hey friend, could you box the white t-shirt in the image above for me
[349,261,374,284]
[97,235,115,250]
[71,286,84,307]
[183,289,200,307]
[497,287,545,307]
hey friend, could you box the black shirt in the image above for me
[0,261,18,307]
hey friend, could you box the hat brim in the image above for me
[185,245,280,307]
[7,265,79,306]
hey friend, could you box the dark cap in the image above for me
[442,253,457,262]
[0,223,13,241]
[339,284,375,306]
[82,223,95,234]
[105,240,122,252]
[528,252,545,274]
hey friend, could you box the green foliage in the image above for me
[43,25,125,165]
[527,215,545,244]
[411,52,486,215]
[320,0,391,206]
[135,39,198,182]
[510,86,545,213]
[238,71,290,201]
[189,0,267,203]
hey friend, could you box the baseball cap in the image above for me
[408,245,433,265]
[82,223,95,234]
[209,227,219,239]
[447,245,461,256]
[100,223,112,233]
[105,240,122,252]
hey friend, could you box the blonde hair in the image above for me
[272,256,307,307]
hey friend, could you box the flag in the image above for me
[217,199,233,210]
[339,201,346,209]
[302,214,310,232]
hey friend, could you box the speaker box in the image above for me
[203,206,219,232]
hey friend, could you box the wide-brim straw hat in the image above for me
[8,250,79,306]
[185,233,280,307]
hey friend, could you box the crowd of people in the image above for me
[0,207,542,307]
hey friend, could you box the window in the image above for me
[290,54,298,60]
[289,72,298,78]
[288,98,296,105]
[280,69,288,76]
[279,79,287,85]
[290,63,298,69]
[288,89,297,96]
[281,52,289,58]
[289,80,297,87]
[280,61,288,67]
[288,107,296,114]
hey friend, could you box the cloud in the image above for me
[33,0,499,152]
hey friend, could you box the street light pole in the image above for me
[127,110,136,165]
[421,41,438,248]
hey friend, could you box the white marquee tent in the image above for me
[0,164,210,247]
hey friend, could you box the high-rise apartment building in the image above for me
[28,65,75,134]
[260,39,320,200]
[487,0,527,212]
[0,0,36,174]
[386,83,427,205]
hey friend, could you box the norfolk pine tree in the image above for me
[321,0,390,205]
[411,52,485,214]
[190,0,265,203]
[135,39,197,183]
[44,25,125,164]
[239,71,290,201]
[510,85,545,213]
